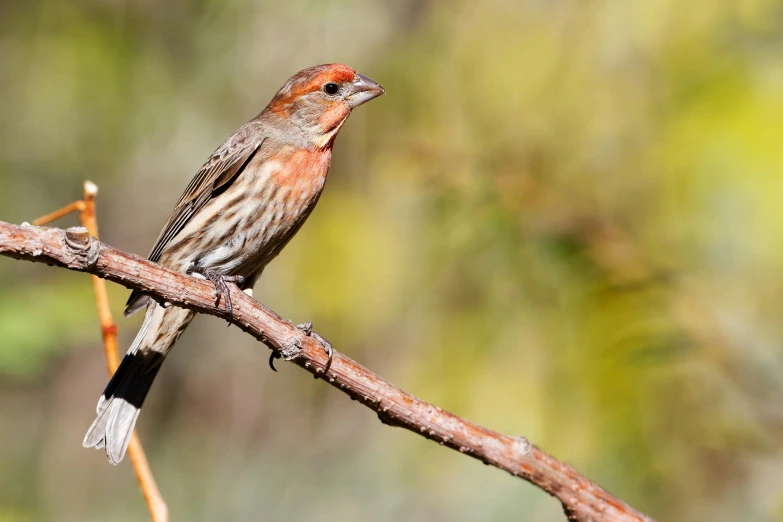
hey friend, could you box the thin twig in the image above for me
[0,220,657,522]
[31,186,168,522]
[32,201,86,227]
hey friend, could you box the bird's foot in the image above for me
[296,322,333,377]
[267,323,333,374]
[187,266,245,319]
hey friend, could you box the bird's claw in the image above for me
[268,351,281,372]
[296,322,333,377]
[312,332,333,376]
[187,266,244,321]
[268,323,331,374]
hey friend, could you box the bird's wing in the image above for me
[124,126,265,316]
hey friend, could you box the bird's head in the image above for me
[265,64,385,148]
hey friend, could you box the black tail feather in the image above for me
[83,350,165,464]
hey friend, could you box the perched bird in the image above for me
[83,64,385,464]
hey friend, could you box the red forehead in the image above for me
[280,64,355,98]
[306,64,356,86]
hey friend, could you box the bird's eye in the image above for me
[322,82,340,96]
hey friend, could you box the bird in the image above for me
[83,64,385,464]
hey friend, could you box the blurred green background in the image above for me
[2,0,783,520]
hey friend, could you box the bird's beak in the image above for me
[346,73,385,108]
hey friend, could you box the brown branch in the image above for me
[31,185,168,522]
[0,219,656,522]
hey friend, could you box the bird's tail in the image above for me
[83,303,194,464]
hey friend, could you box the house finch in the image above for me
[83,64,384,464]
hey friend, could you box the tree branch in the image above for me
[0,220,655,522]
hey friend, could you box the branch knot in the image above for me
[65,226,100,268]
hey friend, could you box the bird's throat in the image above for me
[311,116,347,149]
